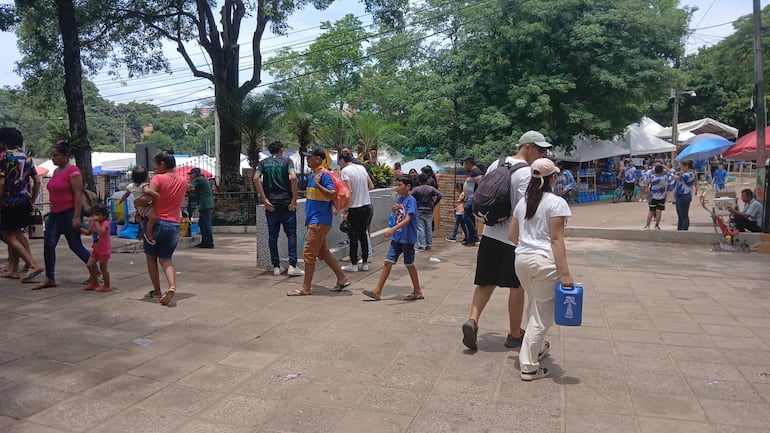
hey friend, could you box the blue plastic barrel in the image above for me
[555,283,583,326]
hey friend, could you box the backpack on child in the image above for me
[321,169,351,212]
[472,156,528,226]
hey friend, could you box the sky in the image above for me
[0,0,767,112]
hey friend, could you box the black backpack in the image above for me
[472,157,528,226]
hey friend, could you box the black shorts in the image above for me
[623,182,636,192]
[0,201,33,231]
[649,198,665,211]
[474,236,520,288]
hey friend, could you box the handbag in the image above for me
[81,189,98,216]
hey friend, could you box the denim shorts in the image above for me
[143,219,180,259]
[385,240,415,266]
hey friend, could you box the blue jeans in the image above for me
[463,199,478,241]
[451,213,469,239]
[43,208,90,280]
[143,219,180,259]
[266,203,298,267]
[675,193,692,231]
[416,213,433,248]
[199,208,214,246]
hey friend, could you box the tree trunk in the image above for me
[55,0,94,192]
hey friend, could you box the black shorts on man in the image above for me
[473,236,520,288]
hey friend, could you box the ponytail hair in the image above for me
[524,173,554,220]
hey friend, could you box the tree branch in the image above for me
[241,0,267,93]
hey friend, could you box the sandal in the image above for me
[144,290,163,299]
[31,281,57,290]
[159,287,175,305]
[330,280,351,292]
[361,290,381,301]
[20,269,44,283]
[403,293,424,301]
[287,289,312,296]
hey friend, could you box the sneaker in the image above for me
[425,246,432,251]
[358,263,369,271]
[538,340,551,360]
[418,246,425,250]
[445,237,457,242]
[520,367,550,381]
[643,225,650,230]
[287,265,305,276]
[273,267,283,276]
[504,330,525,348]
[341,264,358,272]
[340,256,351,262]
[461,319,478,351]
[84,282,99,291]
[655,225,661,230]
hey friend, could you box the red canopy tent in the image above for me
[723,126,770,160]
[174,165,213,179]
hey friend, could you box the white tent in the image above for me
[622,117,676,155]
[553,136,628,163]
[655,117,739,141]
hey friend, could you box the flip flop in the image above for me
[287,289,312,296]
[2,273,20,279]
[159,287,175,305]
[330,280,352,292]
[144,290,163,299]
[20,269,44,283]
[403,293,424,301]
[31,282,57,290]
[361,290,381,301]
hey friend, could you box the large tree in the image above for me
[125,0,405,189]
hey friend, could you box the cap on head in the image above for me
[530,158,560,178]
[518,131,553,149]
[189,167,202,176]
[302,146,326,158]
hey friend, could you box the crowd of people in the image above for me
[3,125,766,382]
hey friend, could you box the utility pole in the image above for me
[753,0,769,232]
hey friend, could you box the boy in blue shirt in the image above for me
[362,175,423,301]
[713,163,728,191]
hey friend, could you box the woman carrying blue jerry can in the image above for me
[509,158,576,382]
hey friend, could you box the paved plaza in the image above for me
[1,198,770,433]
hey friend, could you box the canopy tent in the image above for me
[655,117,739,142]
[723,126,770,160]
[622,118,676,155]
[552,136,628,163]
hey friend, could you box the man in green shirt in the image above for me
[188,168,215,248]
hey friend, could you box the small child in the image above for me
[697,173,709,206]
[713,162,728,191]
[119,166,159,244]
[362,175,423,301]
[446,182,467,242]
[81,203,112,292]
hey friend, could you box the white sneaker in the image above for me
[520,367,550,381]
[273,267,283,276]
[358,263,369,271]
[341,264,358,272]
[287,265,305,276]
[340,256,351,262]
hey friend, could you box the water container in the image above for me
[554,283,583,326]
[388,214,396,228]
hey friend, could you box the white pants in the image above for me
[515,252,559,373]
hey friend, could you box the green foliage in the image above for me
[367,162,395,188]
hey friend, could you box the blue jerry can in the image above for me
[554,283,583,326]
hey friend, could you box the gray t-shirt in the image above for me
[744,199,763,222]
[463,166,483,199]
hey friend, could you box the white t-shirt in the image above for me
[341,163,371,208]
[513,192,572,262]
[480,157,531,245]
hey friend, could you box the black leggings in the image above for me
[347,206,371,264]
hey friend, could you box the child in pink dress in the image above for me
[81,203,112,292]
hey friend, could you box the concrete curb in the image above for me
[567,226,762,247]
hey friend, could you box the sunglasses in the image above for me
[531,144,548,154]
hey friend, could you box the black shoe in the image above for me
[504,330,525,348]
[462,319,478,351]
[197,244,214,249]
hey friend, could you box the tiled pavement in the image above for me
[1,223,769,432]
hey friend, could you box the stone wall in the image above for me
[255,188,396,271]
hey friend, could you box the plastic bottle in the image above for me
[388,214,395,228]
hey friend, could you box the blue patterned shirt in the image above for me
[674,172,695,196]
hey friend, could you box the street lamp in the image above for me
[671,89,697,154]
[182,122,211,156]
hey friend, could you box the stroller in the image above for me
[703,201,751,253]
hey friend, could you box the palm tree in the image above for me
[284,84,328,175]
[353,111,399,164]
[241,91,281,168]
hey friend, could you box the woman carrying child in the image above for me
[118,166,159,244]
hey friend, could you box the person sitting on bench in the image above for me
[728,189,763,233]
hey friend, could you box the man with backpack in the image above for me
[462,130,552,351]
[287,147,350,296]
